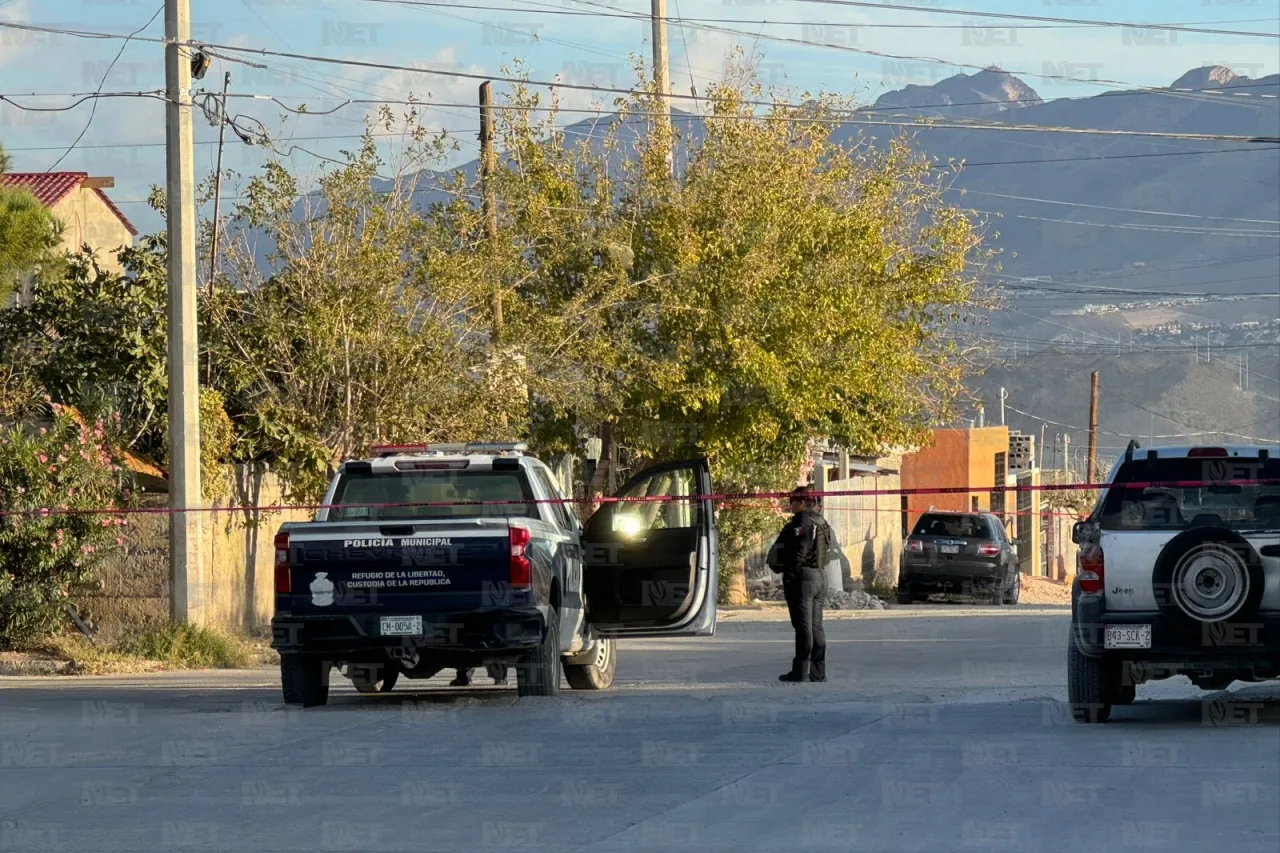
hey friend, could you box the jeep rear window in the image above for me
[911,514,993,539]
[327,470,538,521]
[1098,457,1280,531]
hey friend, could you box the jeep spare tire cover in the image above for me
[1152,528,1263,624]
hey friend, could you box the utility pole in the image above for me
[479,81,509,431]
[479,81,500,337]
[207,71,230,299]
[1086,371,1099,484]
[651,0,673,177]
[999,387,1007,426]
[166,0,203,623]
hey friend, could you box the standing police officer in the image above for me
[767,486,830,682]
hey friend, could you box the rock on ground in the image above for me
[747,579,888,610]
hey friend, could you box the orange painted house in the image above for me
[900,426,1011,533]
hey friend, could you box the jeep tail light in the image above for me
[977,543,1001,557]
[907,539,923,552]
[509,526,532,588]
[1078,543,1104,594]
[274,532,291,594]
[1187,447,1228,458]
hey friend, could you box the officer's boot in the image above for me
[778,660,809,683]
[450,668,475,687]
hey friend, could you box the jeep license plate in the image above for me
[380,616,423,636]
[1105,625,1151,649]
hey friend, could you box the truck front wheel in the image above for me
[281,654,330,707]
[563,637,616,690]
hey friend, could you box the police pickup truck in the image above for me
[271,443,718,705]
[1068,443,1280,723]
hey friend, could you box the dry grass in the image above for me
[2,623,274,677]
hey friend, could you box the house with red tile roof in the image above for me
[1,172,137,282]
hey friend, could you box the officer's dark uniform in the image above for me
[767,487,830,683]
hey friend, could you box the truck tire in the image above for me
[1067,634,1112,723]
[350,662,399,694]
[281,654,330,707]
[563,637,616,690]
[1153,528,1263,627]
[1002,572,1021,606]
[517,611,561,697]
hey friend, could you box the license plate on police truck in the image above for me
[1104,625,1151,649]
[380,616,422,636]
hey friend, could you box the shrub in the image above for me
[0,405,128,649]
[113,621,253,669]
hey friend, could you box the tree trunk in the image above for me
[723,559,750,606]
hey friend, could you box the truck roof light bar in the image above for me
[369,442,528,458]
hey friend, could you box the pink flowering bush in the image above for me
[0,405,129,649]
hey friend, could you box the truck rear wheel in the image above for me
[517,611,561,697]
[281,654,330,707]
[1067,635,1112,723]
[563,637,616,690]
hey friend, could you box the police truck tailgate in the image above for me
[280,520,512,615]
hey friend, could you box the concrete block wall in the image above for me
[78,464,312,641]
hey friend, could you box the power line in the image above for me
[45,4,163,172]
[3,20,1279,138]
[973,210,1280,237]
[201,87,1280,144]
[949,188,1280,226]
[10,18,1274,134]
[561,0,1280,98]
[779,0,1280,38]
[358,0,1280,31]
[956,146,1280,169]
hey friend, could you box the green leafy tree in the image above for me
[0,237,169,459]
[209,115,519,499]
[0,145,66,306]
[609,76,988,581]
[425,64,988,592]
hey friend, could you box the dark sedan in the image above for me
[897,511,1021,605]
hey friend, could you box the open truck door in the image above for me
[581,458,718,637]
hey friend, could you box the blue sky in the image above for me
[1,0,1277,235]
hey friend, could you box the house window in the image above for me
[971,496,980,512]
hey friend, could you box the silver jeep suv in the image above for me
[1068,442,1280,723]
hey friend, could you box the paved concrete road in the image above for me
[2,607,1278,852]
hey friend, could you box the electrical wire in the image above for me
[948,188,1280,226]
[45,3,163,172]
[358,0,1280,31]
[779,0,1280,38]
[201,86,1280,144]
[560,0,1280,100]
[956,146,1280,169]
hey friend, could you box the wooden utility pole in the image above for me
[1086,371,1099,483]
[651,0,673,176]
[166,0,203,622]
[479,81,509,430]
[479,81,501,341]
[207,71,230,298]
